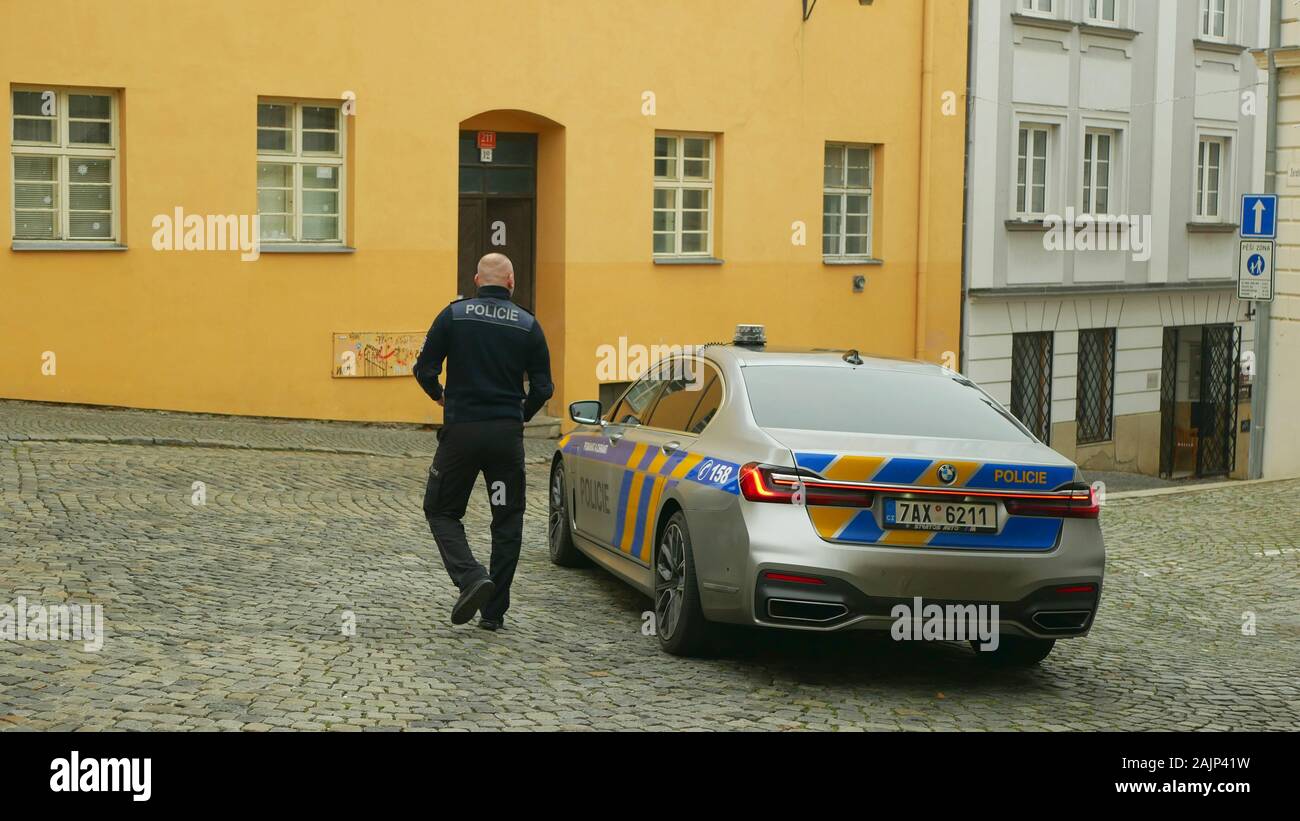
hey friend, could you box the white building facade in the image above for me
[964,0,1269,478]
[1255,6,1300,480]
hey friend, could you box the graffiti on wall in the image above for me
[332,332,424,378]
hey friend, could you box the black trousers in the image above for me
[422,418,526,622]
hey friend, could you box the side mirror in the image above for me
[569,400,603,425]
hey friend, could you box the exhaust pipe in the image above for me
[1032,610,1091,631]
[767,598,849,623]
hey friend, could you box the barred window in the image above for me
[1010,332,1053,444]
[1076,328,1116,445]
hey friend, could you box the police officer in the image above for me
[414,253,553,630]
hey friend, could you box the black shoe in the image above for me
[451,578,495,625]
[478,618,504,632]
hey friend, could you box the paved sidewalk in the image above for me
[0,399,557,463]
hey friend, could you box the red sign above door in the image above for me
[476,131,497,150]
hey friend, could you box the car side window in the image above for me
[610,374,662,425]
[645,359,714,432]
[686,373,722,434]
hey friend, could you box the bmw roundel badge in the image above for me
[937,464,957,485]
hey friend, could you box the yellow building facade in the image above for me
[1,0,969,426]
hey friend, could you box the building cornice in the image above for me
[970,281,1238,299]
[1252,46,1300,70]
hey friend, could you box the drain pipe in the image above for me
[1248,0,1280,480]
[913,0,936,361]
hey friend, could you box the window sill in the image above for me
[259,244,356,254]
[1005,218,1051,232]
[653,256,724,266]
[1079,23,1139,40]
[1186,222,1238,233]
[823,257,884,266]
[12,241,127,252]
[1009,13,1074,32]
[1193,39,1248,55]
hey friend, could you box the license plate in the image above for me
[884,498,997,533]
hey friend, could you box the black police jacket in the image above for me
[413,285,554,424]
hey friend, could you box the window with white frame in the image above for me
[653,133,714,257]
[1195,135,1228,220]
[11,88,118,242]
[1086,0,1118,25]
[1015,124,1051,216]
[1082,129,1114,215]
[1200,0,1229,39]
[823,143,874,259]
[256,100,344,243]
[1020,0,1054,16]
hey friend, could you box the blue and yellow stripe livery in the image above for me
[562,433,736,562]
[795,451,1075,551]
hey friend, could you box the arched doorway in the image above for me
[457,110,564,315]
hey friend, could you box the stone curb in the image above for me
[0,432,553,463]
[1106,476,1286,501]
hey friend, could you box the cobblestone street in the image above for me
[1,402,1297,731]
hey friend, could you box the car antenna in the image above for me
[843,349,863,365]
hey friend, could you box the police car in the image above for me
[548,326,1104,665]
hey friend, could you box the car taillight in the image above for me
[1003,484,1099,519]
[739,463,875,507]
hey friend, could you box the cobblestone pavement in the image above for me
[0,413,1297,730]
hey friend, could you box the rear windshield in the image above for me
[742,365,1035,443]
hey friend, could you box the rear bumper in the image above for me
[710,511,1105,641]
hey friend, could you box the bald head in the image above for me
[475,253,515,292]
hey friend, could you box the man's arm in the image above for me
[522,320,554,422]
[413,308,451,404]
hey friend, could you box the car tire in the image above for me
[654,511,715,657]
[970,636,1055,667]
[548,461,587,567]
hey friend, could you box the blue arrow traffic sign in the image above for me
[1240,194,1277,239]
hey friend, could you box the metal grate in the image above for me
[1011,331,1053,444]
[1076,328,1115,445]
[1197,324,1240,477]
[1159,327,1178,477]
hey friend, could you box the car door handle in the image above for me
[662,441,680,454]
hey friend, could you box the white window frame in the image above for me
[1084,0,1119,26]
[256,98,346,244]
[1199,0,1232,41]
[1019,0,1055,18]
[1013,121,1054,218]
[1079,120,1126,217]
[1081,130,1112,216]
[11,86,119,243]
[822,142,875,260]
[653,132,715,258]
[1193,129,1233,223]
